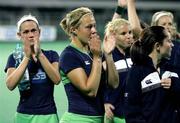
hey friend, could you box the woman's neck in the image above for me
[71,38,89,53]
[148,52,161,69]
[116,45,125,55]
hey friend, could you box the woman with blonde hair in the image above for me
[104,18,133,123]
[59,7,119,123]
[151,11,179,40]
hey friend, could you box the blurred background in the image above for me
[0,0,179,123]
[0,0,179,41]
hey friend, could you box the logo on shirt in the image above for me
[145,79,152,84]
[141,72,161,93]
[32,69,47,83]
[85,60,90,65]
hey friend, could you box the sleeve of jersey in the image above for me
[60,51,82,75]
[124,66,146,123]
[50,50,59,63]
[170,76,180,98]
[4,54,16,73]
[166,71,180,106]
[103,86,115,104]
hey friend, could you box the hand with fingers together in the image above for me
[34,38,42,57]
[29,37,42,62]
[89,33,102,57]
[23,39,32,60]
[103,34,116,55]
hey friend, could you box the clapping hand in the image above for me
[89,33,102,57]
[103,34,116,55]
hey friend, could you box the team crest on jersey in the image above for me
[31,69,47,83]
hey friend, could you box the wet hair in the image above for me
[130,26,167,64]
[151,11,174,26]
[105,18,129,36]
[60,7,93,36]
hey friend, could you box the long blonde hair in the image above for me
[60,7,93,36]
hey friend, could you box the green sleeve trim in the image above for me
[60,70,71,85]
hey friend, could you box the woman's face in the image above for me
[157,15,174,38]
[18,20,40,46]
[75,14,97,45]
[159,32,173,59]
[115,24,133,50]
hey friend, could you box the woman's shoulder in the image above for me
[129,64,154,79]
[42,49,58,54]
